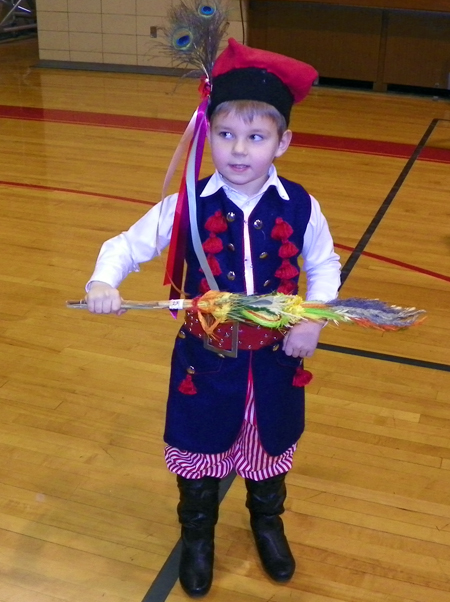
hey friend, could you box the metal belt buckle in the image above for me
[203,320,239,358]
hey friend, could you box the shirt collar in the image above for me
[200,164,290,201]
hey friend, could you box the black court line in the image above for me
[318,342,450,372]
[141,118,446,602]
[340,118,440,287]
[141,472,236,602]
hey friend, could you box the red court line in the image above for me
[290,132,450,164]
[419,147,450,163]
[0,105,184,134]
[290,132,416,160]
[2,104,450,164]
[335,243,450,284]
[1,179,448,284]
[0,179,154,206]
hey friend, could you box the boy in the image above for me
[86,39,340,598]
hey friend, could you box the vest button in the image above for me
[227,243,235,251]
[226,212,236,222]
[177,330,186,339]
[263,279,271,287]
[187,366,195,374]
[227,271,236,281]
[253,219,263,229]
[272,344,280,351]
[259,251,268,259]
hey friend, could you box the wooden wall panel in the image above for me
[383,12,450,88]
[252,0,450,11]
[249,1,450,89]
[249,2,383,81]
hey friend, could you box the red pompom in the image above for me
[277,279,296,295]
[205,210,228,234]
[293,367,313,387]
[202,233,223,254]
[178,374,197,395]
[279,240,299,258]
[199,254,222,276]
[207,254,222,276]
[271,217,293,241]
[275,259,299,280]
[199,278,210,293]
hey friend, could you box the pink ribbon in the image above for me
[164,98,218,312]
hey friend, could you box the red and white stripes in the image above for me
[165,366,296,481]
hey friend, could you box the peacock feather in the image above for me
[164,0,230,79]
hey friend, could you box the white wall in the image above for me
[36,0,248,67]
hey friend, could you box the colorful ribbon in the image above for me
[163,97,219,311]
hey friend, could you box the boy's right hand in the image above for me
[85,281,124,314]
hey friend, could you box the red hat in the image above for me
[208,38,318,125]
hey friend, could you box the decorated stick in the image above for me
[66,300,182,311]
[67,291,426,336]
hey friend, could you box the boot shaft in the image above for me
[245,472,287,517]
[176,476,220,597]
[244,473,296,582]
[177,475,221,528]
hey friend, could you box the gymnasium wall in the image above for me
[36,0,247,68]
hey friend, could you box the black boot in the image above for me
[177,475,220,598]
[245,473,296,582]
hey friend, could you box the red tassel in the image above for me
[202,233,223,254]
[205,210,228,233]
[178,374,197,395]
[279,240,299,258]
[271,217,293,241]
[207,254,222,276]
[199,278,210,293]
[199,254,222,276]
[277,279,296,295]
[275,259,299,280]
[293,367,313,387]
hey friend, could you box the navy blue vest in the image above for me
[183,176,311,297]
[164,176,312,456]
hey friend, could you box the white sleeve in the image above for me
[302,195,341,301]
[86,193,178,290]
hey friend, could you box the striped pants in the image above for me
[165,366,296,481]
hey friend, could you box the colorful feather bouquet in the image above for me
[67,291,426,336]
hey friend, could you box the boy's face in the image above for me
[208,112,292,196]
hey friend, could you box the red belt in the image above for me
[183,311,285,355]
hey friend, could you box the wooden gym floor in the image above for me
[1,37,450,602]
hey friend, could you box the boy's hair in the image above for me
[209,99,288,139]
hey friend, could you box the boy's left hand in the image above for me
[283,320,324,358]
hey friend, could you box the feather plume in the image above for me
[164,0,230,79]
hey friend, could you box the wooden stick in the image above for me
[66,299,193,310]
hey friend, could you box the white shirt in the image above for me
[88,165,341,301]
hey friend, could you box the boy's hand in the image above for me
[282,320,324,358]
[85,281,125,315]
